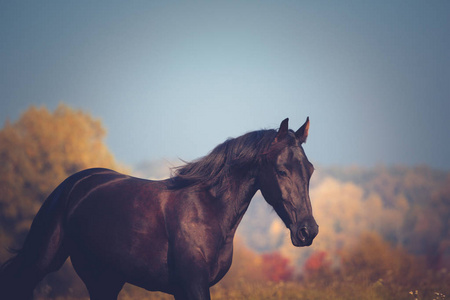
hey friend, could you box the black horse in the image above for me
[0,118,318,300]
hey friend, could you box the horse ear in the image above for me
[295,117,310,143]
[274,118,289,143]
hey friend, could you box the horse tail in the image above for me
[0,183,69,300]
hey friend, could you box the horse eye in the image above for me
[277,170,288,177]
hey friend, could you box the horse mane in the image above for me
[169,129,280,190]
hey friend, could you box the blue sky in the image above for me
[1,1,449,169]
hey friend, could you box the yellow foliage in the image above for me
[0,104,122,254]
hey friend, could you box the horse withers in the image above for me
[0,118,318,300]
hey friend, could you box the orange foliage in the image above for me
[339,232,421,287]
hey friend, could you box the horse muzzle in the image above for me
[289,217,319,247]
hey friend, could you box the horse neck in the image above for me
[213,167,259,238]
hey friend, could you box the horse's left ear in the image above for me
[295,117,310,143]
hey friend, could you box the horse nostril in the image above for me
[299,227,309,242]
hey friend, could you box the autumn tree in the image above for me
[260,251,294,282]
[303,251,331,275]
[0,104,120,264]
[339,232,422,293]
[0,104,123,298]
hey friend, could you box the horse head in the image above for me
[259,118,319,247]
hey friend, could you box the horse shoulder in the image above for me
[162,188,235,286]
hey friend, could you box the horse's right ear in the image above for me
[274,118,289,143]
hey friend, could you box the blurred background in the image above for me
[1,1,449,299]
